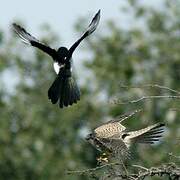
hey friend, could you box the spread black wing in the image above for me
[67,9,100,59]
[12,23,58,60]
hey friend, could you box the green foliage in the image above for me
[0,1,179,179]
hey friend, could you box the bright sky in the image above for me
[1,0,163,91]
[1,0,127,91]
[1,0,164,45]
[1,0,127,45]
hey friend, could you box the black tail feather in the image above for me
[48,75,80,108]
[48,76,62,104]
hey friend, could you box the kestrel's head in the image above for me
[85,133,94,141]
[57,47,69,59]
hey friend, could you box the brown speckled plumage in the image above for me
[86,116,165,160]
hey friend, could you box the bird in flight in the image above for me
[12,10,100,108]
[86,111,165,161]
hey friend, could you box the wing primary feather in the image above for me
[128,123,165,144]
[12,23,38,44]
[68,10,100,58]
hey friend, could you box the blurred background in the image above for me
[0,0,179,179]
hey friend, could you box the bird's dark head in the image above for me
[85,133,94,141]
[57,47,69,59]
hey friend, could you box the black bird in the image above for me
[13,10,100,108]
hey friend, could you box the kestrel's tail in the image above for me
[128,123,165,144]
[48,75,80,108]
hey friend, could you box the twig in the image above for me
[133,163,180,180]
[119,84,180,95]
[169,108,180,112]
[132,164,148,171]
[116,163,180,180]
[67,162,180,179]
[168,153,180,160]
[114,95,180,105]
[120,157,128,176]
[66,162,120,175]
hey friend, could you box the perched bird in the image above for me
[12,10,100,108]
[86,113,165,161]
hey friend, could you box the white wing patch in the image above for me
[53,62,72,75]
[53,62,60,74]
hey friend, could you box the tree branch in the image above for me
[113,95,180,105]
[119,84,180,95]
[168,153,180,160]
[66,163,180,180]
[66,162,120,175]
[132,163,180,180]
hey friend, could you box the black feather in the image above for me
[48,76,62,104]
[63,78,70,106]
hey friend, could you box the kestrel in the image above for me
[12,10,100,108]
[86,113,165,160]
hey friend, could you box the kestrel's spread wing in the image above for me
[94,121,126,139]
[92,121,130,160]
[12,23,58,60]
[107,109,142,124]
[126,123,165,144]
[87,120,165,161]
